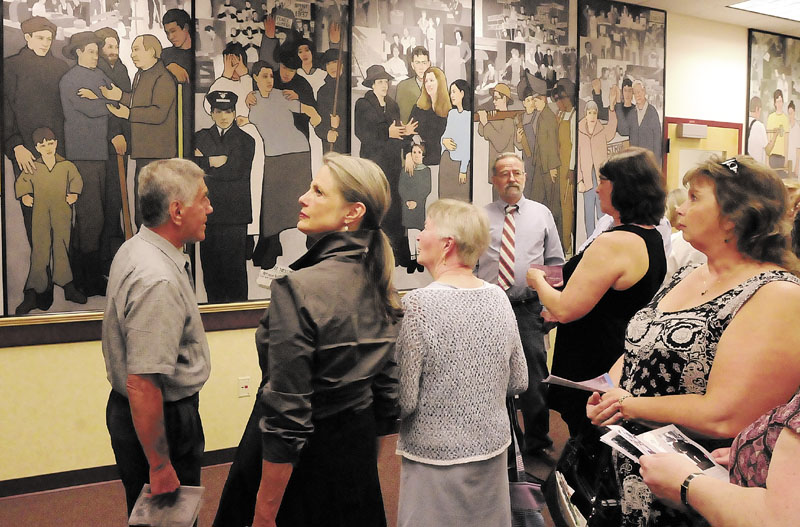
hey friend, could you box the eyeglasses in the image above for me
[720,158,738,174]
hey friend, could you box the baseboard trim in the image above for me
[0,447,237,499]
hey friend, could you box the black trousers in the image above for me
[105,390,204,516]
[214,402,387,527]
[200,223,248,303]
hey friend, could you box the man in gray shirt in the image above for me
[477,152,564,456]
[102,158,213,514]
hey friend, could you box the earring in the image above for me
[344,224,349,232]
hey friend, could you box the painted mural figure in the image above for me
[399,143,430,273]
[577,98,617,236]
[454,29,471,81]
[297,38,328,97]
[101,34,178,227]
[15,128,85,314]
[194,91,255,302]
[515,82,561,232]
[407,67,449,167]
[747,96,773,165]
[315,48,349,154]
[161,8,193,157]
[249,62,321,270]
[274,49,317,141]
[61,31,121,297]
[354,64,417,265]
[96,27,132,268]
[3,16,70,247]
[554,82,576,253]
[477,83,515,185]
[439,79,471,201]
[626,80,662,160]
[396,46,430,124]
[767,89,790,173]
[787,100,800,177]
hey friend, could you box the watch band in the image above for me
[681,472,704,507]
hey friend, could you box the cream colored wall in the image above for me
[0,10,756,485]
[0,328,261,481]
[664,13,749,126]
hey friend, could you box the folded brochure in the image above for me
[542,373,615,393]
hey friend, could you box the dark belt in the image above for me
[109,389,199,407]
[509,296,540,306]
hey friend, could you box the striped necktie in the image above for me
[498,204,518,290]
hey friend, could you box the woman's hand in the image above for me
[587,387,630,426]
[526,268,546,290]
[640,452,701,508]
[710,447,731,468]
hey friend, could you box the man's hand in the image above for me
[107,103,131,120]
[282,90,299,101]
[442,137,457,151]
[388,122,404,139]
[406,200,417,210]
[194,148,203,156]
[13,145,36,174]
[326,129,338,143]
[263,15,276,39]
[77,88,98,100]
[223,54,238,80]
[458,172,467,184]
[166,63,190,83]
[111,134,127,156]
[478,109,488,126]
[403,152,415,174]
[236,116,250,127]
[246,91,258,108]
[516,126,524,143]
[577,180,586,193]
[149,462,181,497]
[209,155,228,168]
[21,194,34,207]
[66,193,78,205]
[403,118,418,136]
[100,83,123,101]
[550,168,558,182]
[609,84,620,107]
[330,114,340,129]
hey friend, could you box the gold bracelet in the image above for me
[618,394,633,416]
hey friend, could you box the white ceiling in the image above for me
[623,0,800,38]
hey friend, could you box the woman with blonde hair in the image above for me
[396,198,528,527]
[587,156,800,527]
[216,153,402,527]
[407,66,450,167]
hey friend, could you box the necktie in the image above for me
[184,261,195,289]
[498,204,518,290]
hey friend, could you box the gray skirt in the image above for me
[260,151,312,237]
[398,453,511,527]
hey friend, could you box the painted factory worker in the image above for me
[194,91,255,302]
[4,16,70,250]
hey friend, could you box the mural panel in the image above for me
[747,29,800,179]
[575,0,665,247]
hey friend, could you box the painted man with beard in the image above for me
[62,31,125,296]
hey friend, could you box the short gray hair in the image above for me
[138,158,205,227]
[426,199,489,268]
[491,151,523,176]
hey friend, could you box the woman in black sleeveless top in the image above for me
[527,147,667,438]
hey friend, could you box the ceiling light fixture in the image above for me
[729,0,800,23]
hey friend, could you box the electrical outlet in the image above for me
[238,376,251,398]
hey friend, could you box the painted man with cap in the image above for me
[4,16,70,251]
[63,31,125,297]
[314,48,349,153]
[354,64,417,263]
[194,91,255,302]
[477,83,516,193]
[476,152,564,456]
[100,34,178,227]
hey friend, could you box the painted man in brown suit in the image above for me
[102,34,177,227]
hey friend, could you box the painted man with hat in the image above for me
[194,91,255,302]
[3,16,70,252]
[354,64,417,263]
[314,48,349,154]
[62,30,126,297]
[477,83,516,192]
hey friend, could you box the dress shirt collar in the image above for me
[138,225,190,271]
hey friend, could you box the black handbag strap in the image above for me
[507,396,527,482]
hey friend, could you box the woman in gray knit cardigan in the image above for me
[395,198,529,527]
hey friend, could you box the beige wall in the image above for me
[0,328,261,481]
[0,11,755,484]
